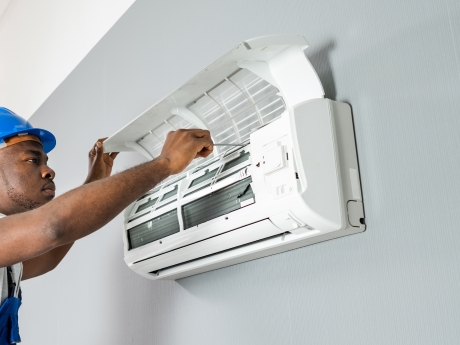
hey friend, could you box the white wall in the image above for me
[22,0,460,344]
[0,0,136,119]
[0,1,12,18]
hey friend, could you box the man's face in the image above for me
[0,140,56,215]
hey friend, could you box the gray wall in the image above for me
[21,0,460,344]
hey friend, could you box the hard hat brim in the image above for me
[12,127,56,153]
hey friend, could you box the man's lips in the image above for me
[42,183,56,196]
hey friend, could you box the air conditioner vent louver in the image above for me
[136,197,158,213]
[156,200,176,210]
[222,151,250,172]
[163,175,186,188]
[128,209,180,250]
[224,144,246,157]
[183,183,212,198]
[181,147,251,198]
[182,177,254,230]
[193,157,220,173]
[161,187,177,201]
[128,212,150,224]
[189,168,219,188]
[137,186,161,201]
[216,166,245,183]
[148,228,280,277]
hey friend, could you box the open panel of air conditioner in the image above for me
[104,35,366,280]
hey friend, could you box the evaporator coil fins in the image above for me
[182,177,255,229]
[128,209,180,249]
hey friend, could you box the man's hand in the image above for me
[158,129,213,175]
[84,138,119,184]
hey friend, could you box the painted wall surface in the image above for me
[21,0,460,344]
[0,0,136,119]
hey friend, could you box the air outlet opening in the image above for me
[149,229,280,277]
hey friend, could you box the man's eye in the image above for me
[27,158,38,164]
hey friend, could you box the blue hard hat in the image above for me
[0,107,56,153]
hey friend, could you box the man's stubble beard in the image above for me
[1,169,41,212]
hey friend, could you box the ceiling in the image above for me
[0,0,136,120]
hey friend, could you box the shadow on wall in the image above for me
[305,41,337,100]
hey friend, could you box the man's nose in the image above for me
[42,165,56,180]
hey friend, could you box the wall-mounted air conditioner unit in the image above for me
[104,35,365,280]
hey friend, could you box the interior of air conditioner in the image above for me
[123,68,286,261]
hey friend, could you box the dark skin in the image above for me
[0,129,213,280]
[0,138,118,280]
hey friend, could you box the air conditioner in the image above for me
[104,35,366,280]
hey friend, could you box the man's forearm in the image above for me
[44,157,171,245]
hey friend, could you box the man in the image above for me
[0,107,213,343]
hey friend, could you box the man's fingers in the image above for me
[93,141,105,161]
[196,148,213,159]
[89,138,107,157]
[190,129,211,139]
[190,132,213,159]
[95,138,107,154]
[195,138,213,158]
[199,136,213,151]
[159,128,215,175]
[89,138,118,165]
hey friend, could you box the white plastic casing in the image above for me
[105,35,366,280]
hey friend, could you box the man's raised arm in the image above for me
[0,129,213,267]
[22,137,118,280]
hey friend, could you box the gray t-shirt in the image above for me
[0,263,22,305]
[0,213,23,304]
